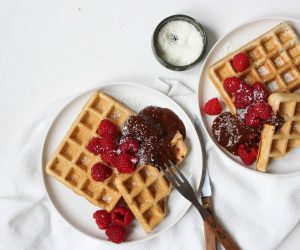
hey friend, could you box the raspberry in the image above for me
[100,136,117,153]
[86,137,102,155]
[203,98,222,115]
[93,210,111,230]
[223,77,243,94]
[105,224,126,244]
[253,82,269,101]
[98,119,118,138]
[238,144,258,165]
[116,153,137,174]
[101,150,118,167]
[111,206,133,226]
[252,101,272,120]
[119,136,139,154]
[234,83,254,109]
[232,52,250,72]
[245,108,262,127]
[91,163,112,181]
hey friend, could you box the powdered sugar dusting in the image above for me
[258,66,269,76]
[111,111,121,120]
[283,72,294,83]
[102,194,112,203]
[137,144,157,166]
[82,156,90,166]
[292,122,299,132]
[131,157,139,164]
[213,113,241,148]
[274,56,284,67]
[267,81,278,91]
[145,170,152,177]
[236,108,248,122]
[234,83,254,108]
[212,112,262,155]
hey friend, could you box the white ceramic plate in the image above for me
[42,82,203,244]
[198,17,300,175]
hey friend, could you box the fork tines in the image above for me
[159,160,188,187]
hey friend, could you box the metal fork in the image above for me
[159,160,240,250]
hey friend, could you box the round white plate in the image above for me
[198,17,300,175]
[42,82,203,243]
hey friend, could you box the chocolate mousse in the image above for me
[122,106,186,168]
[212,112,261,155]
[212,111,284,155]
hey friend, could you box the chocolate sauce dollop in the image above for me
[122,106,186,168]
[212,112,261,155]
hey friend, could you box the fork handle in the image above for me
[204,213,240,250]
[201,197,217,250]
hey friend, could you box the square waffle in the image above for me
[115,131,187,232]
[46,91,134,211]
[256,93,300,172]
[46,91,188,232]
[208,23,300,114]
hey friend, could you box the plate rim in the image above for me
[197,16,300,176]
[41,81,203,244]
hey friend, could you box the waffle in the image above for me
[115,131,187,233]
[208,23,300,114]
[256,93,300,172]
[46,91,134,211]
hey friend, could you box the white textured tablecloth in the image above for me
[1,79,300,250]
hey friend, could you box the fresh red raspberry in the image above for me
[223,77,243,94]
[93,210,111,230]
[105,224,126,244]
[252,101,272,120]
[98,119,118,138]
[245,108,262,127]
[101,150,118,167]
[119,136,139,154]
[203,98,222,115]
[116,153,138,174]
[253,82,269,101]
[234,83,254,109]
[100,136,117,153]
[232,52,250,72]
[86,137,102,155]
[238,144,258,165]
[111,206,133,226]
[91,163,112,181]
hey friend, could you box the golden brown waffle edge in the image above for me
[208,23,300,114]
[256,93,300,172]
[115,131,187,233]
[45,91,188,232]
[45,91,135,211]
